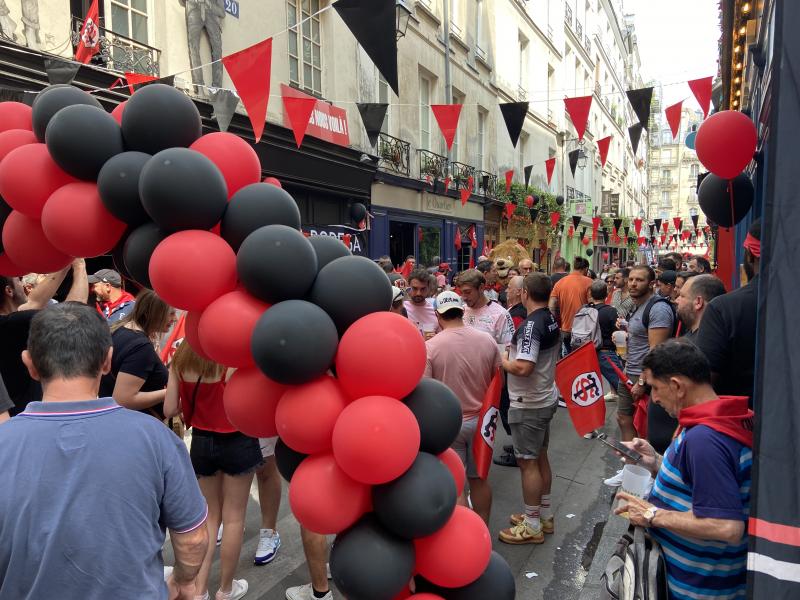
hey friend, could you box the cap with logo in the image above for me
[434,291,464,314]
[656,270,677,285]
[392,287,406,303]
[88,269,122,287]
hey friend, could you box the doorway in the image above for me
[389,221,416,268]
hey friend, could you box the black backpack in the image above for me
[600,525,669,600]
[638,295,677,337]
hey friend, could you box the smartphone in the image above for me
[596,433,642,463]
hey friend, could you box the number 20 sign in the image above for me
[224,0,240,18]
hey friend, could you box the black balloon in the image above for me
[45,105,124,181]
[373,452,456,539]
[275,438,308,482]
[350,202,367,223]
[309,255,393,335]
[698,173,754,227]
[415,552,516,600]
[111,228,134,282]
[121,83,202,154]
[221,183,302,251]
[123,222,168,289]
[330,514,415,600]
[31,84,103,142]
[402,378,463,455]
[237,225,318,303]
[556,195,565,205]
[308,235,352,271]
[139,148,228,232]
[97,151,152,226]
[586,248,594,256]
[251,300,338,385]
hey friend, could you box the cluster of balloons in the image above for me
[0,83,514,600]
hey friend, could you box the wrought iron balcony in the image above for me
[585,35,591,53]
[71,16,160,76]
[451,161,476,191]
[377,132,410,176]
[476,170,497,198]
[575,20,583,39]
[565,5,572,27]
[418,149,448,182]
[594,82,601,96]
[517,86,527,101]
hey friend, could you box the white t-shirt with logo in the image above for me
[404,299,441,336]
[463,301,515,348]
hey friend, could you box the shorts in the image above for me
[508,404,557,460]
[190,429,264,477]
[450,417,479,479]
[617,381,635,417]
[259,436,278,458]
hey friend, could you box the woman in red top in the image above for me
[164,341,261,600]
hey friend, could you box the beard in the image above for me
[411,295,426,304]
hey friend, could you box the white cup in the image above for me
[612,331,628,358]
[617,464,652,513]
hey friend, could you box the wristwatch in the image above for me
[637,378,645,387]
[644,506,659,527]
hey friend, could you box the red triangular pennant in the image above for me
[682,230,691,240]
[637,236,646,245]
[545,157,556,186]
[467,175,474,190]
[505,170,514,194]
[460,188,470,206]
[597,136,612,167]
[282,95,317,148]
[662,221,669,233]
[550,211,561,228]
[592,216,601,232]
[444,176,451,190]
[673,217,683,232]
[688,76,713,119]
[431,104,463,151]
[223,38,273,143]
[633,218,643,235]
[505,202,515,219]
[665,100,684,139]
[661,234,667,245]
[563,95,593,141]
[470,225,478,248]
[124,72,158,94]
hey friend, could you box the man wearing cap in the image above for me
[424,291,501,524]
[89,269,135,324]
[656,270,679,302]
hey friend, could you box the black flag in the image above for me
[691,213,699,229]
[579,227,586,241]
[481,174,490,192]
[571,215,581,230]
[653,218,662,232]
[43,57,81,85]
[649,224,656,237]
[626,87,654,129]
[211,89,240,133]
[613,218,623,232]
[601,227,609,245]
[623,226,630,238]
[356,103,389,147]
[528,208,537,221]
[499,102,528,147]
[524,165,533,187]
[628,123,644,155]
[568,149,580,178]
[334,0,398,95]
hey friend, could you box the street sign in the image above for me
[224,0,240,18]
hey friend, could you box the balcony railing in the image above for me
[71,16,160,76]
[517,86,527,101]
[418,149,448,182]
[377,133,410,176]
[476,170,497,198]
[575,20,583,39]
[594,82,601,96]
[585,35,591,53]
[451,161,476,191]
[565,5,572,27]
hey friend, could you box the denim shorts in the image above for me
[190,429,264,477]
[508,404,557,460]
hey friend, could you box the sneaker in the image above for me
[285,583,333,600]
[603,469,624,487]
[558,399,567,408]
[493,453,518,467]
[216,579,248,600]
[509,514,554,534]
[583,430,598,439]
[605,391,619,402]
[217,524,223,546]
[498,521,545,545]
[254,529,281,565]
[503,444,514,453]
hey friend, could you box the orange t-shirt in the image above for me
[551,272,592,332]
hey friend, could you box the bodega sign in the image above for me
[281,84,350,147]
[303,226,365,255]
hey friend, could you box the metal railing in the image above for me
[377,133,411,176]
[594,82,601,96]
[451,161,476,191]
[575,20,583,39]
[417,149,448,182]
[565,5,572,26]
[517,86,527,101]
[71,16,160,76]
[585,35,591,54]
[476,170,497,198]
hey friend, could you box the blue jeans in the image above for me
[598,349,623,391]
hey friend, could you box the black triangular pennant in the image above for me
[571,215,581,229]
[579,227,586,241]
[653,218,662,231]
[529,208,537,221]
[649,224,656,236]
[481,174,490,192]
[499,102,528,147]
[602,228,609,245]
[334,0,399,95]
[626,87,653,129]
[568,149,580,178]
[43,57,81,85]
[356,103,389,147]
[691,213,699,229]
[613,218,623,232]
[623,226,630,238]
[628,123,643,155]
[211,89,240,132]
[524,165,533,187]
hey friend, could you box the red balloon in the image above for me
[276,375,349,454]
[288,453,371,534]
[0,102,32,133]
[695,110,757,179]
[335,312,426,400]
[390,586,413,600]
[262,176,282,188]
[332,395,420,485]
[190,132,261,198]
[409,595,445,600]
[183,310,213,361]
[0,129,37,162]
[111,101,126,125]
[525,195,533,208]
[197,290,269,368]
[41,182,126,257]
[149,230,237,312]
[223,367,287,437]
[2,210,71,273]
[414,506,492,588]
[0,252,25,276]
[437,448,466,496]
[0,143,78,218]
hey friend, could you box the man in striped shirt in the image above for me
[615,340,753,600]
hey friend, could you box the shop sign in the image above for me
[424,195,454,215]
[281,84,350,147]
[303,225,365,255]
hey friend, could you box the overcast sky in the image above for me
[623,0,721,108]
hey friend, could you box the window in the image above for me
[661,148,672,161]
[477,109,485,170]
[451,92,464,160]
[419,75,431,150]
[661,169,671,183]
[661,129,673,144]
[378,74,390,134]
[690,163,699,178]
[518,33,529,90]
[108,0,148,43]
[450,0,461,35]
[288,0,322,96]
[475,0,485,57]
[661,191,670,205]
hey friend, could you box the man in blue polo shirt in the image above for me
[616,340,753,600]
[0,303,209,600]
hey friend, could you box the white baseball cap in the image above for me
[434,291,464,314]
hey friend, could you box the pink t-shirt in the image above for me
[404,299,441,335]
[424,326,502,418]
[463,301,515,347]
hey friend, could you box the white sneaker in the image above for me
[216,579,248,600]
[558,399,567,408]
[254,529,281,565]
[217,524,223,546]
[605,392,619,402]
[285,583,333,600]
[603,469,624,487]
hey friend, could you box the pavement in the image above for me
[164,403,627,600]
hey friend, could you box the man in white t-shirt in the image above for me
[457,269,515,351]
[404,269,440,339]
[424,291,501,524]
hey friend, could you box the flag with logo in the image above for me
[471,367,503,480]
[75,0,101,64]
[160,311,186,365]
[555,343,606,436]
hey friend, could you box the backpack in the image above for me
[640,295,677,337]
[571,303,603,349]
[600,526,669,600]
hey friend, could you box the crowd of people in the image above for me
[0,221,761,599]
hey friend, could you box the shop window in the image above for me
[418,226,441,268]
[288,0,322,96]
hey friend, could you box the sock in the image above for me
[541,494,553,520]
[312,587,329,599]
[261,528,275,536]
[523,504,541,530]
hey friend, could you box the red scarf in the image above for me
[97,290,135,318]
[678,396,754,448]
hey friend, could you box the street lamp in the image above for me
[396,0,413,40]
[577,147,588,169]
